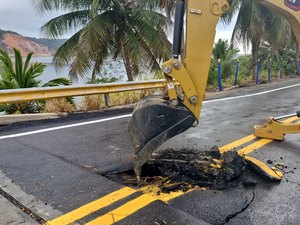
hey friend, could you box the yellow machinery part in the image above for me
[254,117,300,140]
[257,0,300,43]
[162,0,300,122]
[162,0,230,121]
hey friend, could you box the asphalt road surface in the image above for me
[1,79,300,225]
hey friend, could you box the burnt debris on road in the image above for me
[103,146,285,194]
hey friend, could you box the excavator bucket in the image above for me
[128,96,195,178]
[127,0,196,178]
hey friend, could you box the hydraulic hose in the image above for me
[172,0,185,58]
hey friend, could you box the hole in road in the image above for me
[103,147,251,194]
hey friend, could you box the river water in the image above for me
[31,56,127,86]
[27,56,128,107]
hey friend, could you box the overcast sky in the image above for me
[0,0,64,37]
[0,0,236,43]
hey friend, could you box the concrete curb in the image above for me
[0,113,68,125]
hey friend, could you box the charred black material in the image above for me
[128,96,195,176]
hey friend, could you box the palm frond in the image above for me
[24,62,46,88]
[23,52,34,75]
[42,78,72,87]
[67,11,114,81]
[0,48,15,79]
[53,29,83,68]
[33,0,93,13]
[41,10,90,38]
[13,48,24,87]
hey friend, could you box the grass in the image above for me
[44,98,76,113]
[80,89,164,111]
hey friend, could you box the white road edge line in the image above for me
[1,82,300,140]
[0,114,132,140]
[203,82,300,104]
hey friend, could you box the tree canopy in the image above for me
[34,0,172,82]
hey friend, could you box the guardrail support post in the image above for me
[234,59,239,86]
[280,58,283,79]
[256,59,260,85]
[268,59,271,82]
[218,59,223,92]
[104,94,111,107]
[297,60,300,77]
[290,58,293,78]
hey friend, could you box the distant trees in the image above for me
[212,39,239,62]
[33,0,299,83]
[33,0,171,83]
[224,0,294,79]
[0,48,71,113]
[208,39,239,85]
[27,37,66,51]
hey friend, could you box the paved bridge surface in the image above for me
[1,79,300,225]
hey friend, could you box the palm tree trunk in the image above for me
[121,47,134,81]
[251,37,260,80]
[91,69,96,84]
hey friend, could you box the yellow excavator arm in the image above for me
[259,0,300,43]
[164,0,300,121]
[128,0,300,178]
[162,0,230,121]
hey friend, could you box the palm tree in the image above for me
[224,0,292,79]
[291,34,300,76]
[212,39,239,61]
[0,48,71,113]
[259,42,295,64]
[208,39,239,85]
[33,0,172,83]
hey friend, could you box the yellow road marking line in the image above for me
[219,134,256,153]
[45,187,136,225]
[220,116,299,155]
[86,194,155,225]
[237,116,299,156]
[244,155,283,180]
[45,116,300,225]
[86,191,185,225]
[237,138,273,155]
[158,191,186,202]
[139,185,187,203]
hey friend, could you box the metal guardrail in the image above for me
[0,79,168,104]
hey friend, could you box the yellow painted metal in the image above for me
[162,0,229,121]
[163,60,197,101]
[254,117,300,140]
[162,0,299,122]
[251,1,300,140]
[0,80,171,104]
[257,0,300,43]
[165,76,178,100]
